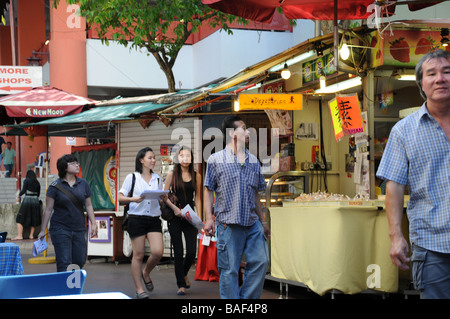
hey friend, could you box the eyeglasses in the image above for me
[68,162,80,166]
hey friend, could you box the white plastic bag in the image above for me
[123,231,132,257]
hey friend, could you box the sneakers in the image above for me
[135,291,150,299]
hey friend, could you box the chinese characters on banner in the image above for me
[328,94,364,142]
[328,93,369,197]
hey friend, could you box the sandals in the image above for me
[177,287,186,295]
[141,273,154,292]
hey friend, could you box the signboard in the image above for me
[328,94,364,141]
[238,94,303,110]
[302,53,336,85]
[369,29,450,68]
[0,66,43,94]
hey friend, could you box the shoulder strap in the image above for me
[53,182,84,214]
[128,173,136,197]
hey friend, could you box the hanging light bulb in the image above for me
[441,28,449,47]
[340,43,350,60]
[234,98,240,112]
[281,63,291,80]
[320,73,326,90]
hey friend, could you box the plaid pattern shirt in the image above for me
[0,243,24,276]
[377,103,450,253]
[204,146,266,227]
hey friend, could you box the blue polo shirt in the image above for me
[377,103,450,254]
[46,177,92,232]
[204,146,266,227]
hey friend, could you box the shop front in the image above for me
[228,22,449,297]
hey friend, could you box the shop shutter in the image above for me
[117,118,197,194]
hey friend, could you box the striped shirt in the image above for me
[376,103,450,253]
[204,146,266,226]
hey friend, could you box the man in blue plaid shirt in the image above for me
[204,115,269,299]
[377,49,450,299]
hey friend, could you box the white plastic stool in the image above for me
[34,153,46,177]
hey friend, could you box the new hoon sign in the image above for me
[0,66,43,94]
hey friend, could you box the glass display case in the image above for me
[264,171,310,209]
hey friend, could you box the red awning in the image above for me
[0,86,96,120]
[202,0,444,23]
[202,0,375,23]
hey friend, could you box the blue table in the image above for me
[0,243,24,276]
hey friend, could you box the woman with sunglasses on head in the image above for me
[162,146,202,295]
[118,147,164,299]
[38,154,97,273]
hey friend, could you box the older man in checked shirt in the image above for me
[377,49,450,299]
[204,115,270,299]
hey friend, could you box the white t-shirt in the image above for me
[119,172,162,217]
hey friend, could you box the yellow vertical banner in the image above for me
[328,98,344,142]
[337,94,365,136]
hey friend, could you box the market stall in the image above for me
[270,200,396,296]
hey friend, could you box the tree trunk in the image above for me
[151,51,176,93]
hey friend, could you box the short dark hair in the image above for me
[415,49,450,100]
[56,154,78,178]
[135,147,154,173]
[221,115,243,140]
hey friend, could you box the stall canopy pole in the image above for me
[334,0,339,71]
[9,0,16,66]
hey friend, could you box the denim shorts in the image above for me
[127,215,162,238]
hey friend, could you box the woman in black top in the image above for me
[162,146,202,295]
[13,170,41,240]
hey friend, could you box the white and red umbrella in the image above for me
[0,86,97,126]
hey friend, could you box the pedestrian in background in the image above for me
[118,147,163,299]
[204,115,269,299]
[377,49,450,299]
[162,146,202,295]
[3,141,16,177]
[38,154,97,272]
[13,170,42,240]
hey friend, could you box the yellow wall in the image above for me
[292,97,356,196]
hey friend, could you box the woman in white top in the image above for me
[119,147,163,299]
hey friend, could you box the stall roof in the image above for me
[1,100,169,137]
[157,32,337,116]
[31,100,167,125]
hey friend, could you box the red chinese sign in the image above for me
[328,94,364,141]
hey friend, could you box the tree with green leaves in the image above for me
[54,0,246,92]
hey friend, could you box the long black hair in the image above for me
[172,146,196,200]
[135,147,154,173]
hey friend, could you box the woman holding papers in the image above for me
[118,147,163,299]
[162,146,202,295]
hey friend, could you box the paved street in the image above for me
[15,239,306,300]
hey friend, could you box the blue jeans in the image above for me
[411,244,450,299]
[4,164,13,177]
[216,221,269,299]
[51,228,87,272]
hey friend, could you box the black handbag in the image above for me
[159,178,178,221]
[160,191,178,221]
[121,173,136,231]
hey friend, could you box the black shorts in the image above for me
[127,215,162,238]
